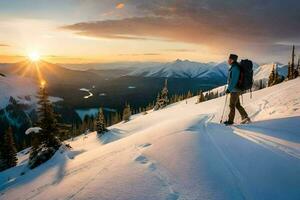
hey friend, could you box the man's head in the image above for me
[228,54,238,65]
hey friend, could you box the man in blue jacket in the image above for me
[224,54,249,125]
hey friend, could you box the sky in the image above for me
[0,0,299,64]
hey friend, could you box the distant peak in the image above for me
[174,59,191,63]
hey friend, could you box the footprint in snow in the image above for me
[148,163,157,171]
[134,155,149,164]
[67,150,85,159]
[166,192,179,200]
[138,143,152,148]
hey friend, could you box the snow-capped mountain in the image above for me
[127,59,261,83]
[1,77,300,200]
[254,62,288,82]
[0,75,38,109]
[127,59,224,79]
[201,61,228,79]
[0,75,63,110]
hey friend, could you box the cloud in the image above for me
[0,43,10,47]
[61,0,300,61]
[116,3,125,9]
[164,49,196,52]
[118,53,161,56]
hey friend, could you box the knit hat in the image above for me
[229,54,238,61]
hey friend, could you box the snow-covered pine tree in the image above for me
[95,108,107,135]
[0,127,17,172]
[154,79,169,110]
[29,82,61,169]
[122,103,132,122]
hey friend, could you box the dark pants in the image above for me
[228,92,248,122]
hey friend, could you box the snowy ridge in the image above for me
[127,59,228,79]
[1,78,300,200]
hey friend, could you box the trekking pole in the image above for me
[220,93,229,123]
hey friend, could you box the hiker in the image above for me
[223,54,250,125]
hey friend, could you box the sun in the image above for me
[28,51,41,62]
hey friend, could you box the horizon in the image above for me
[0,1,299,65]
[0,57,288,68]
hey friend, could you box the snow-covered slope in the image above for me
[1,78,300,200]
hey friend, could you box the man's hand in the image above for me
[225,89,230,94]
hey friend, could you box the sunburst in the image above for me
[28,51,41,62]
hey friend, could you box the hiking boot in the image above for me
[223,120,234,126]
[240,117,251,124]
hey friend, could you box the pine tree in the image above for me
[187,91,193,99]
[295,57,300,78]
[111,112,121,125]
[291,45,295,79]
[196,91,205,104]
[28,82,61,169]
[0,127,17,171]
[122,103,132,122]
[259,79,264,90]
[95,107,107,135]
[288,45,296,80]
[154,79,169,110]
[36,83,61,149]
[268,65,276,86]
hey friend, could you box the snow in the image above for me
[25,127,42,135]
[79,88,93,99]
[127,59,259,80]
[0,75,63,109]
[0,75,37,109]
[1,78,300,200]
[127,59,224,79]
[254,62,288,83]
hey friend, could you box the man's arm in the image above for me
[227,65,240,92]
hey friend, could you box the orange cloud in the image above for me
[116,3,125,9]
[0,44,10,47]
